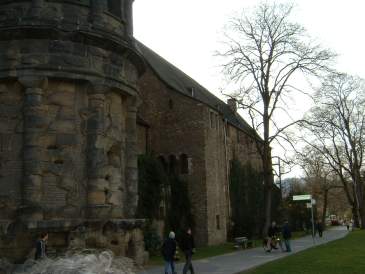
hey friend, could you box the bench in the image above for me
[234,237,254,249]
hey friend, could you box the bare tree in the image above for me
[297,146,343,225]
[302,73,365,228]
[217,2,335,233]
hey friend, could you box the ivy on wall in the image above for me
[137,154,168,219]
[229,159,265,238]
[165,174,195,239]
[137,154,194,251]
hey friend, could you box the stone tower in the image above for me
[0,0,145,263]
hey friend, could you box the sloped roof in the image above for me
[135,40,261,141]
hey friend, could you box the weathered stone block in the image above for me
[48,91,75,107]
[56,133,78,146]
[49,119,76,132]
[87,191,106,205]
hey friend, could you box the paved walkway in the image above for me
[139,227,348,274]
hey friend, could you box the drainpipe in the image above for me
[223,119,231,227]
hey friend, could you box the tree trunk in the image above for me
[352,206,360,228]
[359,194,365,229]
[321,189,328,227]
[262,95,273,237]
[263,174,272,236]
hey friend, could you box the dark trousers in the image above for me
[164,259,175,274]
[284,238,291,252]
[183,251,194,274]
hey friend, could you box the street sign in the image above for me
[293,194,312,201]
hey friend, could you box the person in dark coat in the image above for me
[162,231,177,274]
[316,221,323,237]
[35,232,48,260]
[282,220,292,252]
[180,228,195,274]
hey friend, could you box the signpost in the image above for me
[293,194,316,244]
[293,194,312,201]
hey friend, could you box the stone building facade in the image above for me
[136,42,263,246]
[0,0,146,264]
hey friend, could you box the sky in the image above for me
[133,0,365,177]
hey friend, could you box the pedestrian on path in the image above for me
[282,220,291,252]
[266,221,279,252]
[180,228,195,274]
[316,221,323,237]
[35,232,48,260]
[162,231,177,274]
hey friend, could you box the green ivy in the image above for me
[142,220,162,255]
[165,174,195,239]
[137,154,168,219]
[229,159,265,238]
[137,154,194,250]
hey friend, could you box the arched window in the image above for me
[158,156,167,171]
[168,155,177,175]
[180,154,189,174]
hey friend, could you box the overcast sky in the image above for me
[133,0,365,177]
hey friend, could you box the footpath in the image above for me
[139,226,348,274]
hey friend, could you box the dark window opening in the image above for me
[216,215,220,230]
[210,112,215,128]
[180,154,189,174]
[159,206,165,219]
[108,0,122,18]
[158,156,167,171]
[168,155,177,175]
[169,99,174,110]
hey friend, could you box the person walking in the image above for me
[35,232,48,260]
[345,220,350,231]
[316,221,323,237]
[162,231,177,274]
[180,228,195,274]
[266,221,278,252]
[282,220,292,252]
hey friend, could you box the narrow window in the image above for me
[210,112,215,128]
[168,155,177,175]
[169,99,174,110]
[180,154,189,174]
[159,206,165,219]
[158,156,167,171]
[216,215,220,230]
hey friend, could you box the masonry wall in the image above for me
[137,67,209,245]
[0,81,23,220]
[204,111,263,244]
[137,67,264,246]
[226,124,262,169]
[203,109,228,245]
